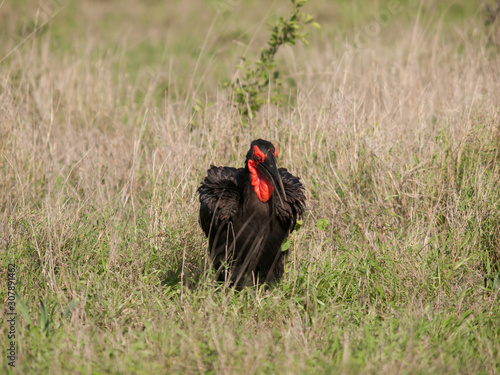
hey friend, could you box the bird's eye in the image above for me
[252,145,265,162]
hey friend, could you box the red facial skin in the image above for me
[247,145,278,202]
[252,145,266,163]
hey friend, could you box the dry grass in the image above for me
[1,0,500,373]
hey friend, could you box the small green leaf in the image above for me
[294,219,303,230]
[281,237,291,252]
[39,299,48,331]
[315,219,329,231]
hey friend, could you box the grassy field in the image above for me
[1,0,500,373]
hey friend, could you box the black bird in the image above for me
[198,139,305,287]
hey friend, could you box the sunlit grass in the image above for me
[0,0,499,374]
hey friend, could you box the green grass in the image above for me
[1,0,500,373]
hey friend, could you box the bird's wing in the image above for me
[277,168,306,232]
[198,166,241,237]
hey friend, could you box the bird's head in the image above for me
[245,139,287,204]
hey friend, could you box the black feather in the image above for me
[198,166,241,237]
[277,168,306,233]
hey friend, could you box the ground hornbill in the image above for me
[198,139,305,287]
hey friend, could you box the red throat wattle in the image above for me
[247,160,274,202]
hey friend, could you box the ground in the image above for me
[0,0,499,373]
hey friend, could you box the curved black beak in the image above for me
[256,152,287,205]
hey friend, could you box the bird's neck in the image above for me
[247,161,274,203]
